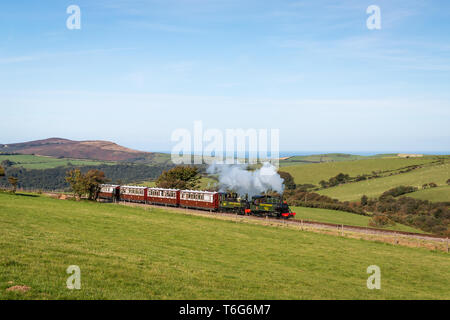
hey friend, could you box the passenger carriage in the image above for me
[98,184,120,202]
[147,188,179,206]
[179,190,219,210]
[119,186,148,203]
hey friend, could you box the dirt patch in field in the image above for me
[6,285,30,293]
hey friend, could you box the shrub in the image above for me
[368,215,395,228]
[379,186,417,199]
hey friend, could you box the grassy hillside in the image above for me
[0,138,172,163]
[280,157,437,185]
[0,154,114,169]
[292,207,422,233]
[318,161,450,201]
[1,192,449,299]
[405,185,450,202]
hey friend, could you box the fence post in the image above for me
[447,237,449,253]
[341,224,344,236]
[301,219,303,231]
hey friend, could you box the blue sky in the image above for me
[0,0,449,152]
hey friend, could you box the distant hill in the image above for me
[0,138,170,162]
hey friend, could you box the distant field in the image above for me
[292,206,422,233]
[1,192,449,299]
[318,162,450,201]
[279,153,368,167]
[405,185,450,202]
[280,157,439,185]
[199,176,218,189]
[0,154,114,169]
[136,180,157,187]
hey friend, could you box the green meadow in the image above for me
[291,207,422,233]
[0,154,114,169]
[0,192,448,300]
[318,161,450,201]
[279,153,368,167]
[405,185,450,202]
[280,157,438,186]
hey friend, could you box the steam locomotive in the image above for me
[98,184,296,219]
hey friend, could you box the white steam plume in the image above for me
[207,162,284,198]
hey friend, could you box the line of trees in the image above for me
[283,189,367,216]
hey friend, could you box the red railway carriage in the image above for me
[119,185,148,203]
[147,188,179,206]
[179,190,219,211]
[98,184,120,201]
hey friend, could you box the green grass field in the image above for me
[0,154,114,169]
[1,192,448,299]
[279,153,368,167]
[136,180,157,187]
[280,157,439,186]
[318,162,450,201]
[292,207,422,233]
[405,185,450,202]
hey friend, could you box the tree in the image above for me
[0,165,4,177]
[361,195,368,206]
[156,166,200,190]
[8,176,18,193]
[84,169,107,200]
[278,171,296,190]
[65,169,107,200]
[319,180,328,188]
[66,169,85,199]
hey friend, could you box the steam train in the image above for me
[98,184,296,218]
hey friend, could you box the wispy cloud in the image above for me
[121,20,203,33]
[0,48,136,65]
[0,56,37,64]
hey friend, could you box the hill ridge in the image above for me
[0,138,158,161]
